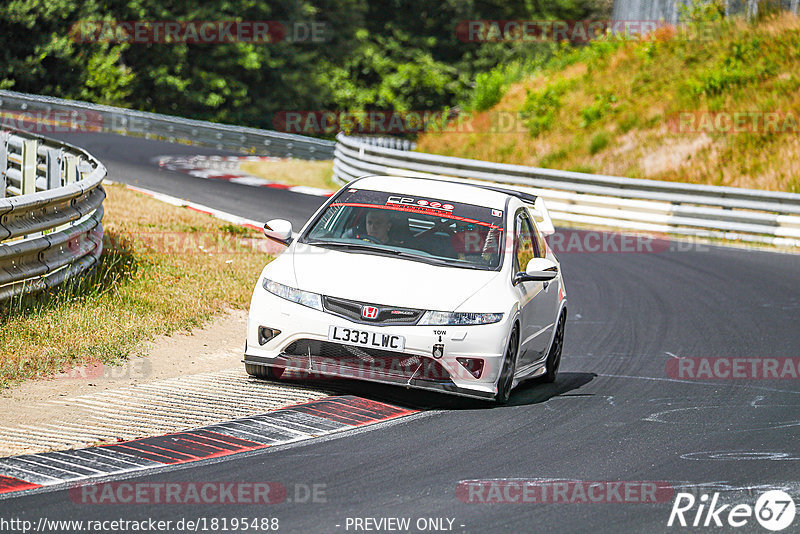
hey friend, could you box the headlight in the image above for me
[262,278,323,311]
[418,311,503,326]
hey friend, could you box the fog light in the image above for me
[432,344,445,359]
[456,358,484,379]
[258,327,280,346]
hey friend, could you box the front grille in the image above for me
[281,339,451,382]
[323,296,423,325]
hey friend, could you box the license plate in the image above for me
[328,326,405,351]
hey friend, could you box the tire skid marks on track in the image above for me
[0,396,418,496]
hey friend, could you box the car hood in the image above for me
[285,243,502,310]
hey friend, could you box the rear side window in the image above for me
[514,211,536,272]
[528,215,547,258]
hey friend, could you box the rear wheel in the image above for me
[543,311,566,383]
[494,325,519,404]
[245,363,284,380]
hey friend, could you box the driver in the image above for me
[365,210,392,243]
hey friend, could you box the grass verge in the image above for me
[239,159,336,190]
[0,184,271,389]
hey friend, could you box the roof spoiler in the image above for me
[529,197,555,236]
[470,184,538,205]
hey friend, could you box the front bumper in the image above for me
[244,288,512,399]
[244,353,497,400]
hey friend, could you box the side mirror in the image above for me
[514,258,558,284]
[263,219,293,245]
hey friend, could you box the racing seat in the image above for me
[387,214,413,246]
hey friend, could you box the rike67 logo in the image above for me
[668,490,796,531]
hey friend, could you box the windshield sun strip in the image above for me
[326,202,504,230]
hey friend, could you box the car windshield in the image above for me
[302,188,505,270]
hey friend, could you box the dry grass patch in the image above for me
[239,159,336,190]
[0,184,272,389]
[417,12,800,192]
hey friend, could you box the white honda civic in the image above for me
[244,175,567,403]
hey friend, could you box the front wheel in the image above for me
[494,325,519,404]
[543,311,566,383]
[245,363,284,380]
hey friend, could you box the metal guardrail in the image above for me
[0,90,335,160]
[612,0,800,26]
[333,133,800,248]
[348,136,417,151]
[0,130,106,301]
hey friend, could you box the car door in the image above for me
[528,215,559,363]
[512,210,555,367]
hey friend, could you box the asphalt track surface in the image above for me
[3,132,800,533]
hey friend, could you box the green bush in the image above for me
[538,149,568,168]
[589,132,610,154]
[684,37,776,97]
[617,113,640,133]
[471,70,506,111]
[522,79,573,137]
[580,91,617,127]
[678,0,726,24]
[467,57,552,112]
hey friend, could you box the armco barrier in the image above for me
[0,90,335,160]
[333,133,800,248]
[0,130,106,301]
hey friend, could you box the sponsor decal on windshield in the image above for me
[328,202,503,229]
[327,189,504,227]
[386,196,454,211]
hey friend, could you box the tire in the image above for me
[543,311,566,383]
[245,362,284,380]
[494,325,519,404]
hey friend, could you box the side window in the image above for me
[529,218,547,258]
[514,212,536,273]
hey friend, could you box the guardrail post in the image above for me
[63,154,77,184]
[747,0,759,20]
[46,148,62,190]
[0,132,7,198]
[21,139,37,195]
[77,160,93,181]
